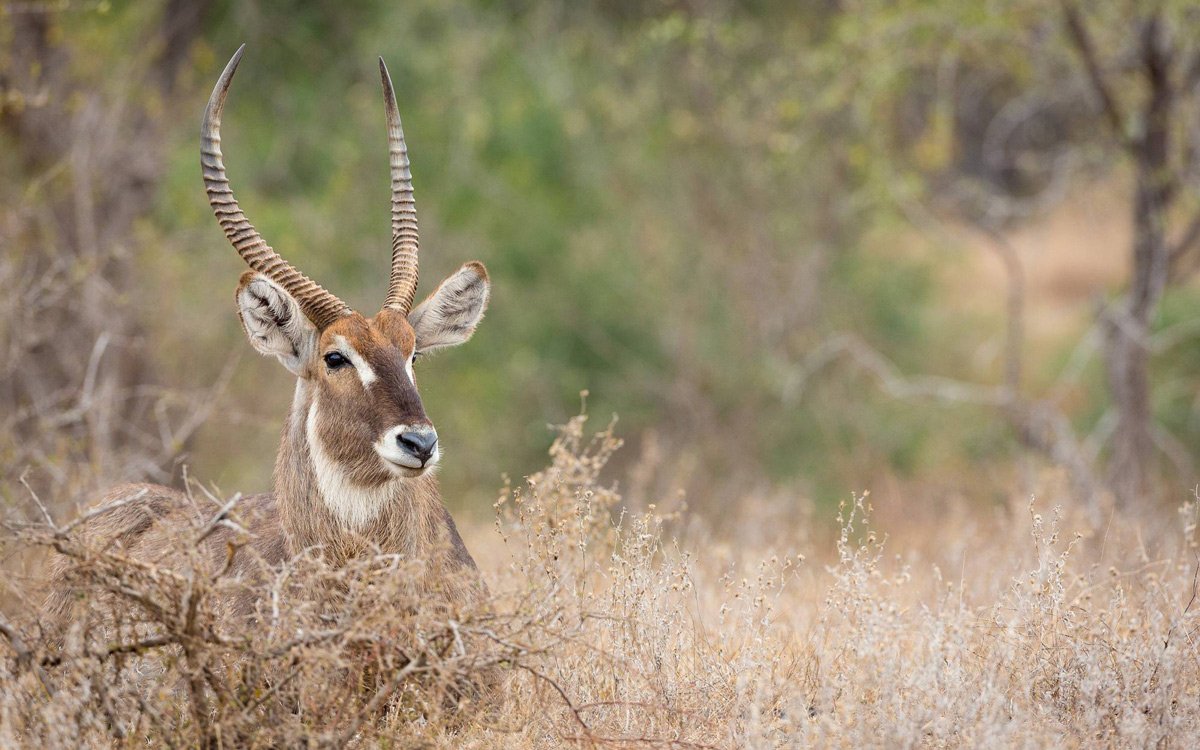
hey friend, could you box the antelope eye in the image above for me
[324,352,349,370]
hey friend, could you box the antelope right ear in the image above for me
[235,271,319,376]
[408,262,490,353]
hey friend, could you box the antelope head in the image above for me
[202,46,489,491]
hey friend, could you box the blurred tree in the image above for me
[1,1,213,509]
[8,0,1197,526]
[1060,4,1200,508]
[819,0,1200,509]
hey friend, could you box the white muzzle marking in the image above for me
[376,424,439,474]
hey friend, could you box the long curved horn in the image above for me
[202,45,350,329]
[378,58,420,316]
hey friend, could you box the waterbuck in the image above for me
[46,46,491,620]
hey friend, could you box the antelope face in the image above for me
[307,263,488,480]
[204,47,490,497]
[234,262,490,484]
[319,312,433,479]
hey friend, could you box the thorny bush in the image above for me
[2,412,1200,748]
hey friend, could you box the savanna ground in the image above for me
[1,411,1198,747]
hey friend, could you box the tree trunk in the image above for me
[1103,320,1153,507]
[1103,14,1173,508]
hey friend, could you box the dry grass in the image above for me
[2,412,1199,748]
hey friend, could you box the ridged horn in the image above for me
[202,45,350,330]
[378,57,420,316]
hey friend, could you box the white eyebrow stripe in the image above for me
[331,335,377,387]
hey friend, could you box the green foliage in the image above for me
[22,0,1200,515]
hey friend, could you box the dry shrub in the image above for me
[2,412,1200,748]
[0,486,514,747]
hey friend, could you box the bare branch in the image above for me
[1169,209,1200,270]
[1084,408,1118,464]
[329,655,425,747]
[519,663,594,736]
[193,492,244,545]
[19,469,56,527]
[977,225,1025,396]
[1061,2,1130,148]
[1169,212,1200,281]
[1048,320,1103,405]
[789,330,1103,521]
[60,491,142,536]
[1152,315,1200,354]
[0,611,32,666]
[786,333,1012,407]
[1152,424,1196,485]
[0,610,54,696]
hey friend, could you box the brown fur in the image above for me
[48,49,492,656]
[46,287,488,630]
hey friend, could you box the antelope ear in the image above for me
[408,262,490,353]
[235,271,319,376]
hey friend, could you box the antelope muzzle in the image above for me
[377,423,439,473]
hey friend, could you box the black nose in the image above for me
[396,427,438,465]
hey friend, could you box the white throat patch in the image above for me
[306,400,395,529]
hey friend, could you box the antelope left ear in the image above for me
[235,271,319,376]
[408,261,490,352]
